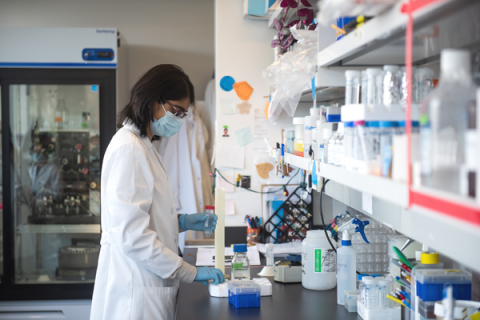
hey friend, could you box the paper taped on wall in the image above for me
[216,145,245,169]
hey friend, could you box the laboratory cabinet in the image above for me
[0,67,116,300]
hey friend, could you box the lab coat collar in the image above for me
[122,119,153,150]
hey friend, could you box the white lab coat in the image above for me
[90,121,196,320]
[154,106,213,242]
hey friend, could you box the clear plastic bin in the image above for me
[344,290,360,312]
[228,281,261,308]
[357,301,401,320]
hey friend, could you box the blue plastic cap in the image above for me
[341,240,352,246]
[366,121,380,127]
[344,122,354,127]
[234,244,248,253]
[358,274,369,280]
[380,121,397,128]
[370,274,382,278]
[397,121,420,128]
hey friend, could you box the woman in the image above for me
[91,65,225,320]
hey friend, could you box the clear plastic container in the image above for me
[344,290,360,312]
[304,108,320,157]
[377,277,391,308]
[321,128,333,163]
[204,206,215,237]
[345,70,361,105]
[363,277,379,309]
[379,121,397,178]
[294,139,304,157]
[335,131,344,167]
[414,67,434,104]
[231,244,250,280]
[366,68,382,105]
[286,130,295,154]
[344,122,355,170]
[327,133,337,165]
[383,65,400,105]
[366,121,381,175]
[361,70,368,104]
[419,49,476,195]
[354,121,368,173]
[301,230,337,291]
[265,243,274,267]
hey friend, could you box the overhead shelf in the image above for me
[317,0,480,67]
[17,224,101,234]
[299,86,345,103]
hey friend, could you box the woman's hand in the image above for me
[179,213,218,232]
[194,267,225,286]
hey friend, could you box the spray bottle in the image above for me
[336,218,370,305]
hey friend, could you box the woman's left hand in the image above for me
[179,212,218,232]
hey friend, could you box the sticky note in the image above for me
[220,98,237,115]
[232,81,253,101]
[234,127,254,147]
[220,76,235,92]
[264,101,269,120]
[237,101,252,115]
[216,145,245,169]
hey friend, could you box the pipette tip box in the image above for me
[209,278,272,297]
[228,281,261,309]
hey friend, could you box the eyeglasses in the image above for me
[164,100,188,119]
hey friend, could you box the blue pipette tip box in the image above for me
[228,281,261,308]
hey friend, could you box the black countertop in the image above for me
[177,248,362,320]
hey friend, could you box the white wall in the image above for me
[215,0,314,226]
[0,0,214,101]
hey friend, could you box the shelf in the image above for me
[323,180,480,273]
[17,224,101,234]
[299,86,345,103]
[319,162,408,207]
[317,0,479,67]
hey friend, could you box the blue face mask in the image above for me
[150,102,184,137]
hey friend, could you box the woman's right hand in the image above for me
[194,267,225,286]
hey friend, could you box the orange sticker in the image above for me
[264,101,269,120]
[232,81,253,101]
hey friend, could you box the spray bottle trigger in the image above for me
[353,218,370,244]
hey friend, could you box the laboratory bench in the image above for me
[177,248,362,320]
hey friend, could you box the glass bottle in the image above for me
[54,99,68,130]
[231,243,250,280]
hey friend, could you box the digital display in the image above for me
[97,51,112,58]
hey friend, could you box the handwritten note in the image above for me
[220,98,237,115]
[254,106,269,152]
[362,192,373,214]
[216,145,245,169]
[234,126,255,147]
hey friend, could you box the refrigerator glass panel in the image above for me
[10,84,101,284]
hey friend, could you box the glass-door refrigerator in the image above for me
[0,28,124,301]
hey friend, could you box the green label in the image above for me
[314,249,321,273]
[232,262,244,270]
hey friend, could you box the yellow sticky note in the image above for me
[232,81,253,101]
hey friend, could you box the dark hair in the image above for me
[118,64,195,136]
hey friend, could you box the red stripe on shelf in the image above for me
[410,190,480,226]
[401,0,447,13]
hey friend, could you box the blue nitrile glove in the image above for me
[179,213,218,231]
[194,267,225,286]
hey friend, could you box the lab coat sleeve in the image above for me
[106,143,185,280]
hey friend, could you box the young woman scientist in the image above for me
[90,65,225,320]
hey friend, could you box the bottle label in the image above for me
[313,248,336,273]
[232,262,243,270]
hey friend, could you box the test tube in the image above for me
[204,206,215,237]
[265,243,274,267]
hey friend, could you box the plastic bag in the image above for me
[262,27,318,124]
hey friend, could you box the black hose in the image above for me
[319,179,336,253]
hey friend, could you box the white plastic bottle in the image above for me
[320,127,332,163]
[336,230,356,305]
[301,230,337,291]
[327,132,337,165]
